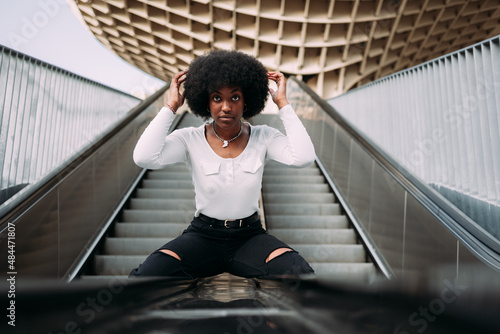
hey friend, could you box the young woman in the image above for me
[130,50,315,278]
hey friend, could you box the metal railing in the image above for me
[328,35,500,243]
[0,45,140,206]
[0,79,169,278]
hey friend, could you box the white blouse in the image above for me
[133,104,316,220]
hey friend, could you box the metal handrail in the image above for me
[328,35,500,246]
[0,45,138,97]
[0,44,141,208]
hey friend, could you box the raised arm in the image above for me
[266,72,316,167]
[133,70,189,169]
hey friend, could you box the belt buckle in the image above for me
[224,219,243,228]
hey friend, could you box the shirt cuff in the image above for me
[160,106,176,115]
[279,103,292,111]
[278,104,295,117]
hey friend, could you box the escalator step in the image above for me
[262,183,330,193]
[291,244,366,263]
[310,263,377,281]
[136,188,195,199]
[122,210,193,223]
[114,223,187,238]
[262,175,325,184]
[94,255,145,275]
[104,238,171,255]
[269,229,356,244]
[263,167,320,176]
[265,215,348,229]
[264,193,335,204]
[265,203,341,216]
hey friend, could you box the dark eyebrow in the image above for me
[212,88,241,95]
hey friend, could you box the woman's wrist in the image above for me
[276,99,290,110]
[165,102,177,114]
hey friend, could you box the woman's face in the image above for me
[208,86,245,128]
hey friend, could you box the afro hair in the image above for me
[183,50,269,119]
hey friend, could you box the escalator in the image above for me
[84,112,377,282]
[2,81,500,334]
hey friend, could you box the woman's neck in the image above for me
[212,121,242,140]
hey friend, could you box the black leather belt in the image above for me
[198,212,260,228]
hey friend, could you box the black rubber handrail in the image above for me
[290,76,500,267]
[0,83,169,230]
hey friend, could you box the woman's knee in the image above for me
[266,250,314,276]
[160,249,181,260]
[129,250,186,277]
[266,247,292,263]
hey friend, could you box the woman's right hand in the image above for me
[166,69,188,112]
[267,72,289,110]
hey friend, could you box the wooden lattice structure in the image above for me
[74,0,500,98]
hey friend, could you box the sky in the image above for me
[0,0,165,98]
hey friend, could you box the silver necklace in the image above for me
[212,121,242,148]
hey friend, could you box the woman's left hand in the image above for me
[166,69,188,112]
[268,72,289,109]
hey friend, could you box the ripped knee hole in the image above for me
[159,249,181,261]
[265,248,293,263]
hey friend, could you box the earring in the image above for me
[244,104,248,112]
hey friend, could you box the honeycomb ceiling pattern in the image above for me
[75,0,500,99]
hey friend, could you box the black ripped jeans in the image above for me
[129,216,314,278]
